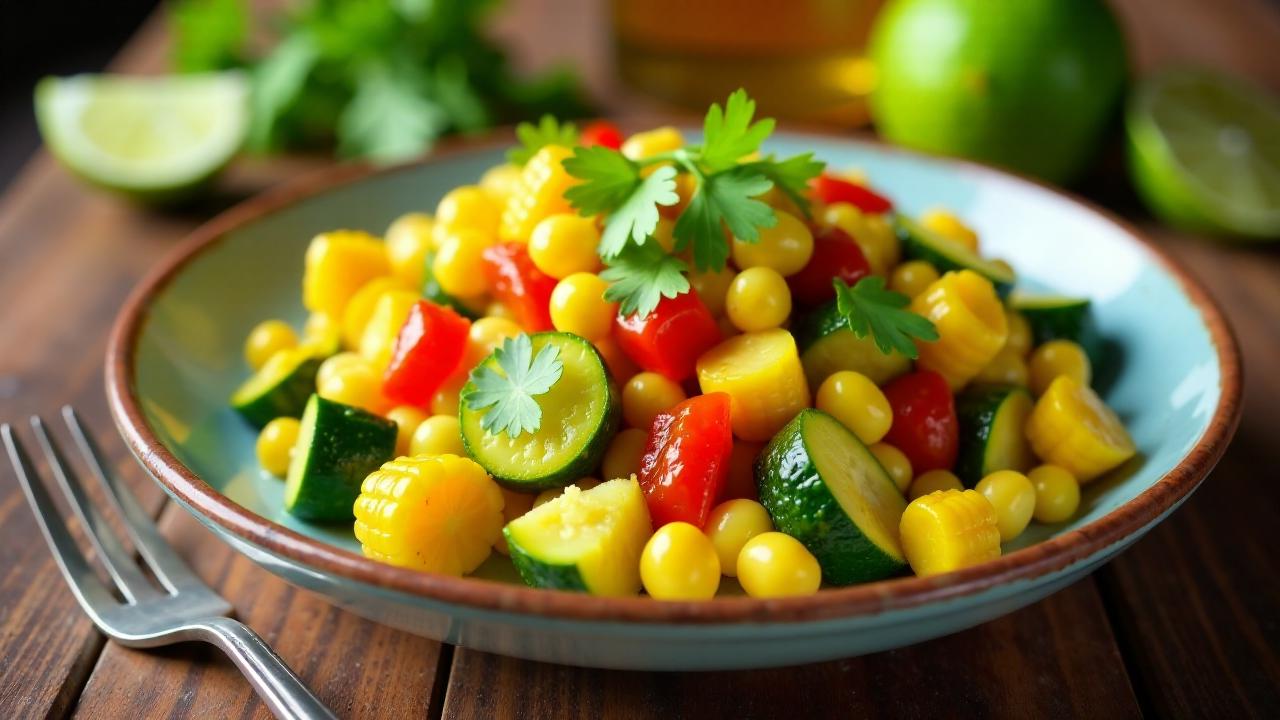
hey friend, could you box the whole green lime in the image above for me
[868,0,1128,184]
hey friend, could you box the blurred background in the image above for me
[1,0,1277,239]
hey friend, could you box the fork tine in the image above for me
[3,424,121,623]
[29,416,161,603]
[62,406,202,594]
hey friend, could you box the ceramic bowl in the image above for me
[106,133,1241,670]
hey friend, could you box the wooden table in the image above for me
[2,1,1277,717]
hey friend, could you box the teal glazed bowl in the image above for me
[107,133,1241,671]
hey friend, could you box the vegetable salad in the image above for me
[232,90,1136,600]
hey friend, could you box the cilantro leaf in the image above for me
[564,147,678,258]
[701,88,775,171]
[834,277,939,359]
[508,114,579,165]
[563,146,641,215]
[464,334,564,439]
[741,153,825,217]
[673,166,776,271]
[600,242,690,317]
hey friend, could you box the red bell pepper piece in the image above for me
[383,300,471,407]
[579,120,623,150]
[787,226,872,306]
[881,370,959,473]
[811,173,894,214]
[639,393,734,528]
[614,289,720,382]
[482,242,557,332]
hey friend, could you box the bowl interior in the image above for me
[128,136,1223,588]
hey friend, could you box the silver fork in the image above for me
[2,407,337,720]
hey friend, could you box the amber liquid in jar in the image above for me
[613,0,882,126]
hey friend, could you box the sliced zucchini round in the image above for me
[504,478,651,596]
[756,409,908,585]
[955,385,1035,486]
[230,348,321,428]
[460,332,620,490]
[896,215,1016,297]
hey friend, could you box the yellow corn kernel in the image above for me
[1028,339,1092,396]
[621,126,684,160]
[1004,308,1032,356]
[244,320,298,371]
[384,213,435,287]
[899,489,1001,577]
[822,202,900,275]
[480,163,523,206]
[341,276,414,350]
[1025,375,1135,483]
[354,454,504,575]
[921,209,979,252]
[910,270,1009,390]
[386,406,429,457]
[499,145,577,243]
[697,329,811,442]
[493,487,537,555]
[973,348,1030,387]
[303,230,389,317]
[358,289,420,371]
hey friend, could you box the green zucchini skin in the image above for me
[230,356,321,428]
[756,409,907,585]
[460,332,620,491]
[283,394,397,522]
[1011,295,1102,365]
[955,385,1034,487]
[792,301,911,388]
[504,529,590,592]
[896,215,1015,297]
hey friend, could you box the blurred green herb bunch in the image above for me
[171,0,590,162]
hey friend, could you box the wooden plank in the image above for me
[70,505,449,720]
[1093,230,1280,718]
[442,580,1140,720]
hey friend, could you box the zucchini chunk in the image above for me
[756,409,908,585]
[504,478,651,596]
[284,394,397,521]
[230,348,321,428]
[460,332,620,490]
[1010,294,1101,364]
[955,385,1035,486]
[896,215,1015,297]
[792,300,912,389]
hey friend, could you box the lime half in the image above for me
[1127,68,1280,241]
[35,73,249,203]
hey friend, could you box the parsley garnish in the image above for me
[834,277,940,359]
[463,334,564,438]
[600,243,690,317]
[560,88,825,317]
[509,115,579,165]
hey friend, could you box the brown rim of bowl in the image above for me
[106,128,1243,625]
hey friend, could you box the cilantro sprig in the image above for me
[463,334,563,438]
[509,115,579,165]
[560,88,825,317]
[833,277,939,359]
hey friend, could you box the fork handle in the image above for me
[190,617,338,720]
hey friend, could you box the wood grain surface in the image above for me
[0,1,1277,718]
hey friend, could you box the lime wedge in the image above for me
[35,73,249,203]
[1126,68,1280,241]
